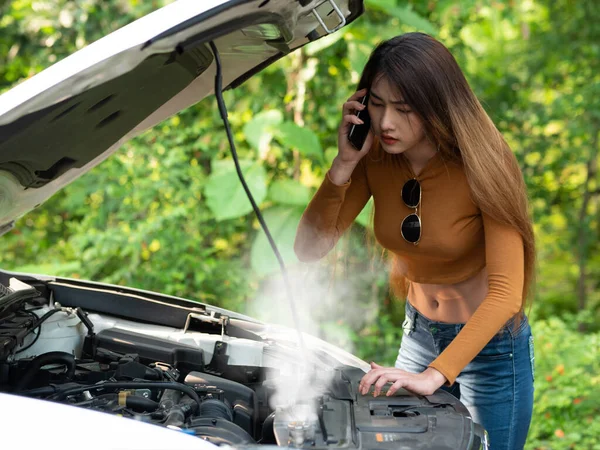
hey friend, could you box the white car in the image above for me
[0,1,488,449]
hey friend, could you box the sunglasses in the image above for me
[401,179,421,245]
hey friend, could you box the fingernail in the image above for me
[358,120,364,124]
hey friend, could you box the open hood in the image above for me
[0,0,363,235]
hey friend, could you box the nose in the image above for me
[379,107,395,132]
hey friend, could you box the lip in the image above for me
[381,135,398,145]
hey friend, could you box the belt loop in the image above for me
[402,301,417,335]
[409,303,416,329]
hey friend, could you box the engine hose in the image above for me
[21,386,57,397]
[15,351,76,391]
[125,395,160,412]
[51,381,202,410]
[198,398,233,421]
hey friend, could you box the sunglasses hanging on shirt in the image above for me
[401,179,421,245]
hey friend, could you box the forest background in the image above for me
[1,0,598,448]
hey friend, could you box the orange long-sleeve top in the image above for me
[293,143,525,385]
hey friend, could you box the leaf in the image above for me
[204,160,267,221]
[243,110,283,153]
[392,5,437,35]
[268,180,311,206]
[355,198,374,227]
[365,0,437,35]
[250,206,304,276]
[275,122,323,158]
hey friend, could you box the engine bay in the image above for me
[5,335,263,445]
[0,275,485,450]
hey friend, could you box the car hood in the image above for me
[0,0,363,235]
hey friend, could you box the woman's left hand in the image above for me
[359,362,447,397]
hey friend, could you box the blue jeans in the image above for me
[395,300,535,450]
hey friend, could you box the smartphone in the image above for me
[348,94,371,150]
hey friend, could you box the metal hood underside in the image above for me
[0,0,363,235]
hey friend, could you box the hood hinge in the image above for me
[311,0,346,34]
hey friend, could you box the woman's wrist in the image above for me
[329,157,358,186]
[423,367,447,388]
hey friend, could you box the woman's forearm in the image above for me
[329,157,358,186]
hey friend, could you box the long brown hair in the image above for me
[358,32,536,307]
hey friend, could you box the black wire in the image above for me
[15,327,40,354]
[15,311,43,354]
[14,309,70,354]
[28,309,61,332]
[208,41,307,361]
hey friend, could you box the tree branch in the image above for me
[576,123,599,322]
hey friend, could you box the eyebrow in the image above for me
[370,90,407,105]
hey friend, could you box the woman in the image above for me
[294,33,535,450]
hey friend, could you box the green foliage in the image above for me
[276,122,323,159]
[243,110,283,153]
[267,180,310,206]
[352,311,404,364]
[0,1,599,447]
[527,312,600,449]
[366,0,437,35]
[355,198,374,228]
[205,160,268,221]
[250,206,304,276]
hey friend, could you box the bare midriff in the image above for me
[407,267,489,323]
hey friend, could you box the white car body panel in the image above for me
[0,392,218,450]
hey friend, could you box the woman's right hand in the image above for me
[329,89,373,185]
[337,88,374,163]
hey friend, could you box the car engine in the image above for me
[0,276,488,449]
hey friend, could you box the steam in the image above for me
[247,259,383,418]
[248,263,379,351]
